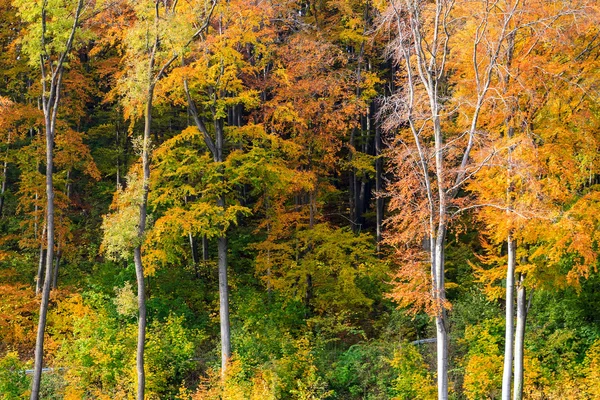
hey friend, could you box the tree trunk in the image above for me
[433,229,448,400]
[185,82,232,374]
[51,248,61,290]
[202,235,208,262]
[31,115,57,400]
[513,274,527,400]
[0,158,8,217]
[30,3,83,397]
[375,124,383,253]
[35,225,47,296]
[134,78,154,399]
[218,232,231,372]
[502,236,516,400]
[189,232,199,278]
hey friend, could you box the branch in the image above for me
[184,78,217,157]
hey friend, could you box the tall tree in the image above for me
[107,0,216,395]
[13,0,85,397]
[163,0,269,371]
[378,1,521,397]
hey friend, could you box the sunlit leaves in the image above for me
[101,168,145,261]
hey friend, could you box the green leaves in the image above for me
[101,169,145,261]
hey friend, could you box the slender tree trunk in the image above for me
[0,159,8,217]
[35,225,47,296]
[304,190,316,315]
[502,236,516,400]
[134,79,154,399]
[202,235,208,262]
[215,115,231,372]
[218,230,231,372]
[30,3,82,397]
[349,127,357,230]
[433,227,448,400]
[133,246,147,398]
[189,232,199,278]
[51,247,61,290]
[0,130,11,217]
[375,124,383,253]
[31,114,56,400]
[513,274,527,400]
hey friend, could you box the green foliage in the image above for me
[54,291,204,398]
[0,351,29,399]
[101,169,145,261]
[328,342,397,399]
[13,0,86,66]
[389,343,436,400]
[146,314,204,398]
[461,319,503,400]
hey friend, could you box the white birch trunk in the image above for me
[513,274,527,400]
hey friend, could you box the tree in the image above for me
[13,0,86,397]
[464,1,600,396]
[378,1,523,397]
[164,0,269,372]
[105,0,215,395]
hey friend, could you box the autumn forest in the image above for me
[1,0,600,399]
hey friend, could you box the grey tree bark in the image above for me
[184,81,232,373]
[30,1,83,398]
[35,225,46,296]
[502,237,516,400]
[375,124,383,253]
[513,274,527,400]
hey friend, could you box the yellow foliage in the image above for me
[462,321,503,400]
[101,167,145,261]
[190,358,274,400]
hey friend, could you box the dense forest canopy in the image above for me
[0,0,599,399]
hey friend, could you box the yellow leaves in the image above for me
[255,223,385,313]
[389,343,437,400]
[13,0,86,66]
[461,319,503,400]
[101,167,145,260]
[113,282,138,317]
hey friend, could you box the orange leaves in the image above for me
[54,128,101,181]
[0,284,39,356]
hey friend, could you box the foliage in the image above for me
[0,351,30,399]
[389,343,436,400]
[1,0,600,399]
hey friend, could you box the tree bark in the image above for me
[513,274,527,400]
[0,157,8,217]
[35,225,47,296]
[30,2,83,398]
[375,124,383,253]
[184,80,232,374]
[215,116,231,373]
[134,76,154,400]
[31,113,56,400]
[502,236,516,400]
[51,247,61,290]
[433,227,448,400]
[189,232,199,278]
[218,232,231,372]
[202,235,208,262]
